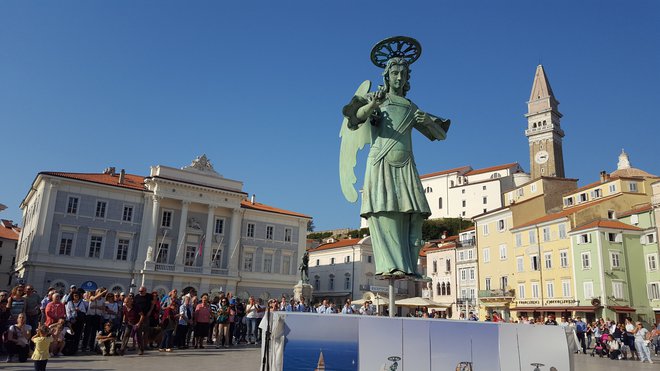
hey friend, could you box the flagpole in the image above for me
[155,229,168,263]
[211,237,224,267]
[229,237,240,261]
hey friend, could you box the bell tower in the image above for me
[525,65,565,179]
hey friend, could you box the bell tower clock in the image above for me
[525,65,565,179]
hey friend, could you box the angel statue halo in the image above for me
[370,36,422,68]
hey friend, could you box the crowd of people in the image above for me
[0,283,281,368]
[2,283,658,368]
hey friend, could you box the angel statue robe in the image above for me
[340,81,450,277]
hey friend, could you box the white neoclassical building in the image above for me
[420,163,530,220]
[14,156,311,299]
[425,241,457,318]
[307,236,413,307]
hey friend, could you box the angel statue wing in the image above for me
[339,80,374,203]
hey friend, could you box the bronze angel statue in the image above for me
[339,36,450,278]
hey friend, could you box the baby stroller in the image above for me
[591,334,609,357]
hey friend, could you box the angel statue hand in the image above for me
[415,109,430,125]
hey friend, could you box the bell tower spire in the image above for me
[525,65,565,179]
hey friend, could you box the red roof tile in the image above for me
[571,219,642,233]
[616,203,653,218]
[311,238,362,252]
[40,171,309,219]
[42,172,147,191]
[420,166,472,179]
[465,163,520,176]
[240,200,311,219]
[0,224,20,241]
[512,194,622,230]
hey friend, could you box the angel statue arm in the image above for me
[342,85,386,130]
[413,109,451,141]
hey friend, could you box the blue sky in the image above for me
[1,1,659,231]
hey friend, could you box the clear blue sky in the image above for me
[1,1,659,231]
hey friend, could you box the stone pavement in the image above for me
[3,346,658,370]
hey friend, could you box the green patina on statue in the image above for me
[339,36,451,278]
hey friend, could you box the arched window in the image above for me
[436,282,441,296]
[446,282,451,296]
[441,282,446,296]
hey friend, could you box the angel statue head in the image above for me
[382,57,411,97]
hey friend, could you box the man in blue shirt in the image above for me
[574,316,587,354]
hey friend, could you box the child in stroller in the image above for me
[591,332,609,357]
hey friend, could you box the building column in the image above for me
[144,196,160,262]
[227,208,244,275]
[175,201,190,265]
[35,181,59,258]
[202,205,216,272]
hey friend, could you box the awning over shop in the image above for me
[608,305,636,313]
[395,297,447,308]
[570,306,601,313]
[514,306,601,313]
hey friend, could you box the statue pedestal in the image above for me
[293,281,313,302]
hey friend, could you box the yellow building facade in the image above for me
[510,216,575,319]
[474,208,515,320]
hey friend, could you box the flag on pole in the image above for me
[192,234,205,266]
[196,234,205,259]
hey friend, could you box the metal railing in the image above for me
[183,266,202,273]
[478,289,515,298]
[155,263,175,271]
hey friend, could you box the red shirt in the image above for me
[45,302,66,326]
[194,303,211,324]
[123,305,141,325]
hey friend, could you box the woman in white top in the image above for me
[633,322,653,363]
[245,296,259,344]
[6,313,32,362]
[104,292,120,330]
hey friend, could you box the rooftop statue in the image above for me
[339,36,451,278]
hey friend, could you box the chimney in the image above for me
[251,194,255,204]
[599,171,607,183]
[104,167,116,176]
[118,169,126,184]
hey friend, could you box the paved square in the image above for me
[3,346,658,370]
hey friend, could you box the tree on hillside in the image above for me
[422,218,474,241]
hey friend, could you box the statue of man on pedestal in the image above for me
[340,36,451,278]
[298,251,309,283]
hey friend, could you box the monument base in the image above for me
[260,312,573,371]
[292,281,313,302]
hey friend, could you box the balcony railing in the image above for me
[183,266,203,273]
[155,263,175,272]
[478,289,515,298]
[211,268,229,275]
[459,239,476,247]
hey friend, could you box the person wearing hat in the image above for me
[61,286,77,304]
